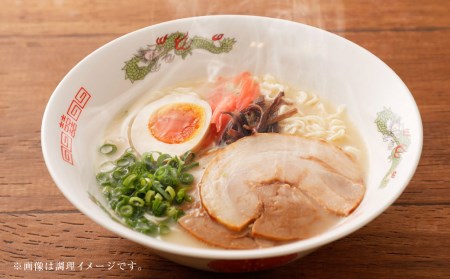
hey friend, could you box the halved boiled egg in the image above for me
[130,93,212,156]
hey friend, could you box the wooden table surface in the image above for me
[1,0,449,278]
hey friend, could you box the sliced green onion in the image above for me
[154,166,169,181]
[152,201,167,217]
[156,154,171,166]
[116,153,136,167]
[182,162,199,172]
[96,147,199,237]
[117,158,131,167]
[181,151,195,164]
[154,193,163,201]
[131,161,147,175]
[118,195,130,204]
[166,206,184,220]
[151,194,166,216]
[144,177,153,184]
[137,181,151,194]
[123,174,138,187]
[98,161,116,173]
[96,172,109,182]
[167,207,184,221]
[139,178,147,187]
[102,186,113,196]
[108,199,118,210]
[169,168,180,186]
[175,188,186,204]
[180,173,194,185]
[112,168,128,180]
[135,182,149,193]
[145,190,155,204]
[167,206,177,217]
[165,186,176,201]
[167,156,183,169]
[100,143,117,155]
[159,175,173,187]
[119,186,134,195]
[111,187,122,197]
[118,204,133,218]
[125,218,137,227]
[129,196,145,207]
[134,190,146,200]
[152,182,172,201]
[143,153,158,171]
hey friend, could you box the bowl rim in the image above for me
[42,14,423,260]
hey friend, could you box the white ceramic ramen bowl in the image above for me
[41,15,422,272]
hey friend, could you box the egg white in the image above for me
[130,93,212,156]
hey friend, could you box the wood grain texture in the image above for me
[1,0,449,278]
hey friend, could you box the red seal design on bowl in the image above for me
[207,253,298,272]
[58,87,91,165]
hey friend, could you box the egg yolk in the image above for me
[148,103,204,144]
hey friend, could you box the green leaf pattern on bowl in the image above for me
[375,108,411,187]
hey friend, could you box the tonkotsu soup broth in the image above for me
[94,72,367,249]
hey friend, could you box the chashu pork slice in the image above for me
[177,150,278,249]
[178,209,277,249]
[199,134,365,234]
[251,183,333,241]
